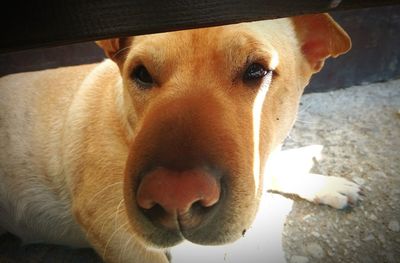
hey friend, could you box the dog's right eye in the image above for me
[132,65,154,88]
[243,63,270,83]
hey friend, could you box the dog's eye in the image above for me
[243,63,269,82]
[132,65,154,88]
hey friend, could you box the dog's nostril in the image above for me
[142,204,168,221]
[136,167,221,229]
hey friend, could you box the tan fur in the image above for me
[0,14,358,262]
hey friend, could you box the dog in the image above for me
[0,13,361,262]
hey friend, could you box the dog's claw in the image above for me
[304,175,363,209]
[347,197,357,208]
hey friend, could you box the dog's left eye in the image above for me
[243,63,269,82]
[132,65,154,88]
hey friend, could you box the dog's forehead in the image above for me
[133,21,289,57]
[133,24,254,47]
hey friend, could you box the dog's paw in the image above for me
[298,174,362,209]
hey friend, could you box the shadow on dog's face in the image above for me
[95,15,350,249]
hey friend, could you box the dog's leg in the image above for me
[265,145,362,209]
[268,173,361,209]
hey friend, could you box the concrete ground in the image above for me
[282,79,400,263]
[0,79,399,262]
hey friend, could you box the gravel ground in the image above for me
[282,79,400,263]
[0,79,399,262]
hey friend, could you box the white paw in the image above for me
[299,174,362,209]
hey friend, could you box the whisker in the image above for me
[86,182,123,207]
[295,119,316,124]
[103,222,129,259]
[298,102,314,114]
[99,209,116,238]
[114,199,125,229]
[119,236,133,263]
[86,207,116,239]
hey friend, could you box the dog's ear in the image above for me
[292,13,351,72]
[96,37,131,64]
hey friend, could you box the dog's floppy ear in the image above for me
[292,13,351,72]
[96,37,131,64]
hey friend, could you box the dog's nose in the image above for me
[136,167,221,229]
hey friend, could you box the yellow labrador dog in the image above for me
[0,14,361,262]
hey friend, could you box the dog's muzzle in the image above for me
[124,93,256,247]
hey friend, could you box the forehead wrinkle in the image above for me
[220,30,276,73]
[125,39,168,75]
[137,31,199,62]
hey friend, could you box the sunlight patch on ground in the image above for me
[171,145,325,262]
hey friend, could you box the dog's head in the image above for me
[96,14,350,248]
